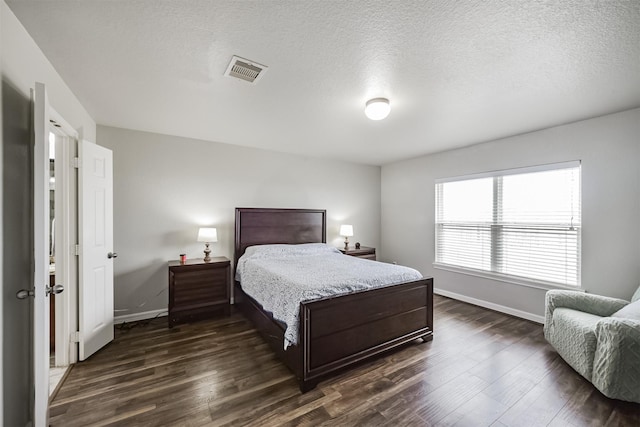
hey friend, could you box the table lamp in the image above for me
[197,227,218,262]
[340,224,353,250]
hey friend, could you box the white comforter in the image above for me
[235,243,423,348]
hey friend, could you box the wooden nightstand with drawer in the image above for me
[338,246,376,261]
[168,257,230,328]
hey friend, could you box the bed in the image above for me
[233,207,434,392]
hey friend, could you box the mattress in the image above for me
[235,243,423,348]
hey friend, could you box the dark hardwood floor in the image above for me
[50,296,640,426]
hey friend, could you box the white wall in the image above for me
[2,1,96,141]
[381,108,640,320]
[1,2,96,424]
[97,125,381,318]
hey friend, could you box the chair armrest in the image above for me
[544,290,629,327]
[592,318,640,402]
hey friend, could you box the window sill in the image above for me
[432,263,583,292]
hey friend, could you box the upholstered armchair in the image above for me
[544,288,640,403]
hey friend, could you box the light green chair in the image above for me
[544,287,640,403]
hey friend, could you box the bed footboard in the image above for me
[235,278,433,392]
[299,278,433,390]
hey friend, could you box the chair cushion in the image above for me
[632,285,640,303]
[611,299,640,321]
[548,308,601,380]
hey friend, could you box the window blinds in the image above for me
[435,162,581,287]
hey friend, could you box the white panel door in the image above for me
[32,82,50,427]
[79,139,114,360]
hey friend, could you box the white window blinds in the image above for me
[435,162,581,287]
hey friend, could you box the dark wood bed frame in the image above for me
[233,207,433,392]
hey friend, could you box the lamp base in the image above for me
[343,237,349,251]
[203,243,211,262]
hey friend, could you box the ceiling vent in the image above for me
[224,55,268,84]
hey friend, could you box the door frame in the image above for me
[49,108,79,367]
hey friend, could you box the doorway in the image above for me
[47,111,79,397]
[48,130,63,395]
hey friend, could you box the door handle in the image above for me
[46,284,64,296]
[108,252,118,259]
[17,284,64,299]
[16,289,35,299]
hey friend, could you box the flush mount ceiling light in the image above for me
[365,98,391,120]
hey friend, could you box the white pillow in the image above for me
[243,243,339,259]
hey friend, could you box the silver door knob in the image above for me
[16,289,35,299]
[46,284,64,296]
[108,252,118,259]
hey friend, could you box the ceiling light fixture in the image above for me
[365,98,391,121]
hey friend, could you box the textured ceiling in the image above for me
[7,0,640,165]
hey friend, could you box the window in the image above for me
[435,161,581,288]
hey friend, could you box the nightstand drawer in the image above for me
[168,257,231,327]
[172,269,228,305]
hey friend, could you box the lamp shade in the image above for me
[197,227,218,243]
[339,224,354,237]
[365,98,390,120]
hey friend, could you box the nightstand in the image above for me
[168,257,230,328]
[339,246,376,261]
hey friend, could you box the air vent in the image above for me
[224,55,268,84]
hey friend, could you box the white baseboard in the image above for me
[114,309,167,324]
[434,288,544,324]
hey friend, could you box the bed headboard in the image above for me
[234,208,327,273]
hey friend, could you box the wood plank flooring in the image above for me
[50,296,640,426]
